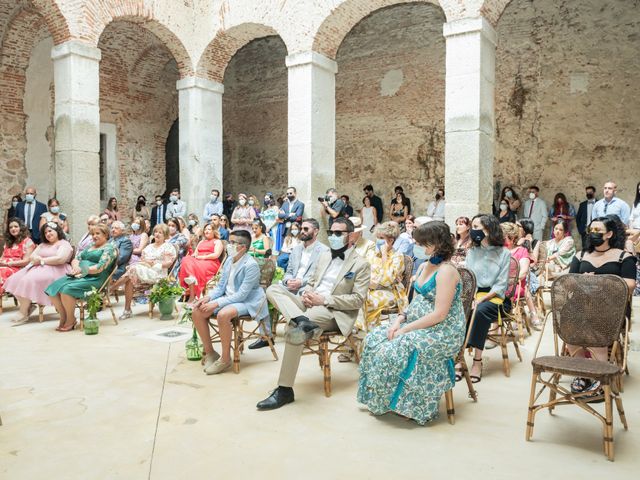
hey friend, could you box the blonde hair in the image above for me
[500,222,520,243]
[375,221,401,240]
[153,223,170,239]
[90,223,110,239]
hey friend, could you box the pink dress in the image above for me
[510,246,530,299]
[129,233,144,265]
[4,240,73,305]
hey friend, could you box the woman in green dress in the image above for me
[249,219,271,259]
[46,223,117,331]
[357,221,466,425]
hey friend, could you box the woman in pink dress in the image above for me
[178,224,224,302]
[4,222,73,325]
[0,218,35,294]
[128,215,149,265]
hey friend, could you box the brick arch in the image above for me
[0,5,49,69]
[80,1,193,78]
[197,22,285,83]
[479,0,512,25]
[30,0,71,44]
[312,0,443,59]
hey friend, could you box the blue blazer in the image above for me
[209,254,269,320]
[278,200,305,223]
[15,200,48,242]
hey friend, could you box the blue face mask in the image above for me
[328,233,346,251]
[413,244,430,261]
[375,239,386,251]
[25,194,35,203]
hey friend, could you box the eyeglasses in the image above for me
[301,227,313,232]
[327,230,347,237]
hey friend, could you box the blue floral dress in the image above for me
[357,272,466,425]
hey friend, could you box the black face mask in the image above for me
[589,232,605,247]
[470,229,486,245]
[287,195,295,201]
[435,194,441,201]
[586,193,594,200]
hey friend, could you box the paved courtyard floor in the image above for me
[1,296,639,479]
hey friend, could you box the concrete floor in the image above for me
[1,297,638,479]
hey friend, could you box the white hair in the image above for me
[111,220,125,229]
[414,216,433,227]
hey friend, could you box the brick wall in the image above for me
[222,35,288,199]
[335,3,446,217]
[98,20,179,221]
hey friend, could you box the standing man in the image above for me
[320,188,345,227]
[150,195,166,231]
[15,186,47,243]
[592,181,631,225]
[258,217,370,410]
[363,185,383,224]
[165,188,187,220]
[202,188,223,223]
[222,193,236,220]
[576,185,597,247]
[278,187,305,238]
[426,187,446,222]
[522,186,548,241]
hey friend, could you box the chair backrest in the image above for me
[537,241,548,265]
[457,267,477,321]
[401,255,414,292]
[97,251,120,294]
[550,274,628,348]
[256,257,276,289]
[166,243,180,277]
[505,256,520,300]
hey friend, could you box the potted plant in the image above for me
[149,278,184,320]
[83,287,102,335]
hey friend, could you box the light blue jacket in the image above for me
[208,254,269,320]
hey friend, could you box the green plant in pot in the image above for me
[83,287,102,335]
[149,278,184,320]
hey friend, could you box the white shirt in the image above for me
[586,199,596,224]
[224,259,241,296]
[314,248,352,298]
[295,244,314,281]
[630,202,640,229]
[426,200,445,221]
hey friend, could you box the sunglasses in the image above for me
[301,226,313,232]
[588,227,606,234]
[327,230,347,237]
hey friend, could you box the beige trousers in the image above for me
[266,285,338,387]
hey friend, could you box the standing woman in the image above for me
[131,195,150,222]
[260,193,281,254]
[390,192,409,228]
[0,219,35,295]
[39,198,69,235]
[104,197,121,223]
[549,192,576,237]
[129,216,149,266]
[231,193,256,233]
[459,214,511,383]
[496,186,521,215]
[6,195,21,228]
[360,195,378,241]
[497,199,516,224]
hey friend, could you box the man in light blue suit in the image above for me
[192,229,269,375]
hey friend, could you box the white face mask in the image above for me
[529,192,536,200]
[188,220,196,226]
[290,229,299,236]
[131,223,140,231]
[50,206,60,214]
[499,204,508,212]
[239,199,246,206]
[25,194,35,203]
[170,195,178,203]
[156,200,162,206]
[328,233,346,251]
[12,201,18,208]
[226,243,239,258]
[248,199,255,206]
[413,244,429,260]
[505,191,513,198]
[210,195,218,202]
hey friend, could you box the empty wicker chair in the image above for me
[526,274,629,461]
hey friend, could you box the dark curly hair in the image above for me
[587,215,627,252]
[518,218,535,236]
[412,220,455,261]
[4,217,30,248]
[472,214,504,247]
[39,221,65,244]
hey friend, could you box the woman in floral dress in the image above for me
[358,221,466,425]
[0,218,34,294]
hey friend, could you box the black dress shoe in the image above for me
[256,386,295,411]
[285,319,322,345]
[248,338,274,350]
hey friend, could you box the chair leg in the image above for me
[79,303,85,330]
[526,371,539,441]
[444,389,455,425]
[548,373,560,414]
[321,338,331,397]
[233,321,240,374]
[499,326,511,377]
[612,382,628,430]
[105,295,117,325]
[262,320,278,361]
[603,384,614,461]
[38,305,44,323]
[459,355,478,402]
[148,302,154,318]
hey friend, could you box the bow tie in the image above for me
[331,250,345,260]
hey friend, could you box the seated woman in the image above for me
[357,221,465,425]
[544,220,576,278]
[218,214,230,241]
[517,218,540,265]
[249,219,271,259]
[179,223,224,302]
[362,222,407,330]
[460,214,511,383]
[116,224,177,319]
[451,216,472,266]
[5,222,72,325]
[166,218,189,277]
[77,215,100,252]
[277,222,301,270]
[568,215,636,396]
[45,223,117,331]
[39,198,69,235]
[392,215,416,257]
[0,218,35,296]
[129,216,149,266]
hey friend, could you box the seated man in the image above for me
[110,221,133,280]
[257,217,370,410]
[191,229,270,375]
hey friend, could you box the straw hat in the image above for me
[349,216,366,233]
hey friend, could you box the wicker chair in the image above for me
[503,260,531,345]
[526,274,629,461]
[485,256,522,377]
[208,256,278,373]
[0,293,17,314]
[77,260,120,330]
[534,242,549,317]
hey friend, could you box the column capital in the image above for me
[51,40,101,62]
[285,51,338,74]
[176,76,224,94]
[442,17,497,45]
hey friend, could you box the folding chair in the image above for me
[77,260,119,330]
[526,274,629,461]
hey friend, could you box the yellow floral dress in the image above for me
[362,249,408,330]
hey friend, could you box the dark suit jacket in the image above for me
[15,200,48,242]
[576,200,594,235]
[112,235,133,279]
[150,203,166,230]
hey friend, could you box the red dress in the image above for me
[178,239,222,297]
[0,238,34,294]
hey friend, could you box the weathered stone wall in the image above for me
[98,20,179,219]
[495,0,640,214]
[222,36,288,198]
[335,3,446,217]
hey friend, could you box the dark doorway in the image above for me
[165,119,180,195]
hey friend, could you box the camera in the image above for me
[318,195,330,202]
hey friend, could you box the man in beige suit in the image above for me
[257,217,371,410]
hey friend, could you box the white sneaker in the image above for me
[205,359,232,375]
[201,351,220,371]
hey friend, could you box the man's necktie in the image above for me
[528,200,535,218]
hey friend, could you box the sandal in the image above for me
[570,377,589,394]
[454,363,463,382]
[470,358,483,384]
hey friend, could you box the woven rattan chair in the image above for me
[534,242,549,317]
[486,256,522,377]
[452,267,479,405]
[504,260,531,345]
[0,293,17,314]
[526,274,629,461]
[77,260,120,330]
[208,256,278,373]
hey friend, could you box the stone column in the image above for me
[286,51,337,226]
[177,77,224,218]
[443,17,497,226]
[52,41,101,241]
